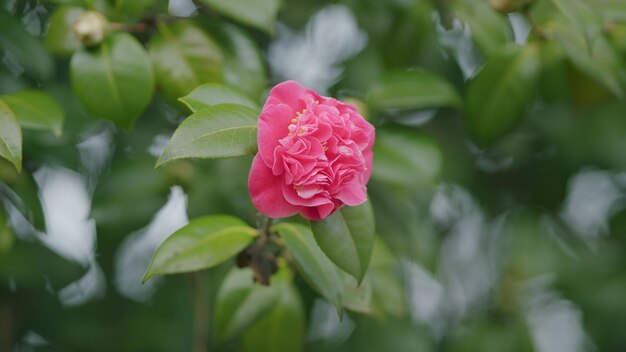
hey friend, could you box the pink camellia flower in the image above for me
[248,80,375,221]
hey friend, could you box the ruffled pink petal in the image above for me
[300,202,338,221]
[362,148,373,184]
[282,183,331,207]
[258,103,293,166]
[265,81,309,110]
[248,154,300,218]
[335,178,367,206]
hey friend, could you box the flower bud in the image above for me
[73,11,109,47]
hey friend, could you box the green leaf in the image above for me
[200,0,281,34]
[0,100,22,172]
[465,45,541,145]
[70,32,155,129]
[143,215,257,281]
[342,272,373,314]
[372,127,442,188]
[156,104,258,167]
[0,207,14,254]
[452,0,514,57]
[214,267,283,343]
[1,169,47,232]
[273,222,344,315]
[309,201,375,282]
[179,83,259,113]
[368,70,462,111]
[0,9,54,80]
[45,6,85,57]
[242,277,305,352]
[2,90,65,136]
[149,21,224,104]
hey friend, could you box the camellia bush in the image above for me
[1,0,626,351]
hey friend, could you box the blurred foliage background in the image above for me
[1,0,626,351]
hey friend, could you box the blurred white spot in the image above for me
[35,166,105,306]
[307,299,355,345]
[77,127,114,185]
[148,134,171,158]
[114,186,188,302]
[403,260,446,338]
[268,5,367,94]
[523,275,595,352]
[168,0,196,17]
[434,14,483,80]
[508,12,531,45]
[560,169,625,246]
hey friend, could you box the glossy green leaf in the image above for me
[200,0,281,34]
[179,83,259,113]
[0,207,14,254]
[368,70,462,111]
[213,267,282,343]
[149,21,224,104]
[45,6,85,57]
[452,0,513,57]
[70,32,155,129]
[242,277,305,352]
[143,215,257,281]
[157,104,258,166]
[372,127,442,188]
[2,90,65,136]
[273,222,344,315]
[0,9,54,80]
[465,45,541,145]
[0,100,22,172]
[0,169,47,232]
[309,201,375,282]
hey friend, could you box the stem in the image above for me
[191,272,209,352]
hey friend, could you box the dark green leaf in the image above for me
[0,9,54,80]
[242,275,305,352]
[149,21,224,104]
[372,127,442,188]
[200,0,281,34]
[452,0,514,57]
[213,267,282,343]
[310,201,375,282]
[2,90,65,136]
[0,100,22,172]
[179,83,259,113]
[156,104,258,166]
[0,207,14,254]
[273,222,344,315]
[368,70,462,111]
[1,168,47,232]
[465,45,541,145]
[143,215,257,281]
[45,6,85,57]
[70,32,155,129]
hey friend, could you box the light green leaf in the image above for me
[2,90,64,136]
[149,21,224,104]
[452,0,514,57]
[70,32,155,129]
[143,215,257,281]
[241,271,305,352]
[179,83,259,113]
[45,6,85,57]
[0,9,54,80]
[200,0,281,34]
[372,127,442,188]
[465,44,541,145]
[342,272,373,314]
[273,222,344,315]
[309,201,375,282]
[0,100,22,172]
[157,104,258,167]
[214,267,283,343]
[368,70,462,111]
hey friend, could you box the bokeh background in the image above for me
[1,0,626,351]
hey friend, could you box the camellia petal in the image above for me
[248,80,375,221]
